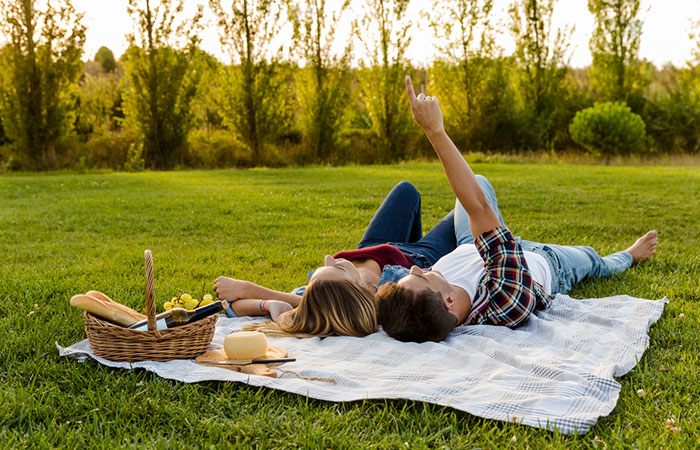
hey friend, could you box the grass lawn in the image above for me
[1,163,698,448]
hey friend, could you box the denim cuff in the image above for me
[225,303,238,318]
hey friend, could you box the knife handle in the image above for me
[251,358,296,364]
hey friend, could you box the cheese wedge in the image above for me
[224,331,269,360]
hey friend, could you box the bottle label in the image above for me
[130,318,167,331]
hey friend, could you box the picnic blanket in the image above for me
[58,293,667,435]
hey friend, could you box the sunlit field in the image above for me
[1,163,698,447]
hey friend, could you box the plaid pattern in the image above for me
[60,294,668,435]
[468,227,553,327]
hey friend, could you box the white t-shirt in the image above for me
[431,243,552,303]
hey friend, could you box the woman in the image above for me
[213,181,457,337]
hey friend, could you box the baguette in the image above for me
[70,293,146,326]
[85,290,146,321]
[85,290,115,303]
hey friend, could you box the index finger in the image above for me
[405,75,416,102]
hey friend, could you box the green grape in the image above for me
[183,300,196,310]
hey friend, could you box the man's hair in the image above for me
[375,282,457,343]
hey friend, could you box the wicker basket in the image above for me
[84,250,217,362]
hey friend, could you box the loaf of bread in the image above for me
[224,331,269,360]
[85,290,115,303]
[70,293,146,326]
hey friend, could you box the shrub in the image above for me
[569,101,646,157]
[123,142,145,172]
[70,129,139,169]
[186,129,254,168]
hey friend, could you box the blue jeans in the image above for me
[453,176,633,295]
[358,181,457,268]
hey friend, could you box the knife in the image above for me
[204,358,296,366]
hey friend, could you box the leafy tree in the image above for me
[642,24,700,154]
[209,0,294,164]
[121,0,203,169]
[95,46,116,72]
[0,110,6,145]
[77,72,123,135]
[643,84,700,154]
[587,0,648,109]
[0,0,85,169]
[188,49,224,132]
[428,0,495,124]
[355,0,416,162]
[427,0,518,150]
[508,0,573,149]
[689,18,700,92]
[288,0,352,163]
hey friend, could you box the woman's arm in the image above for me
[405,76,501,239]
[213,277,301,307]
[230,298,294,321]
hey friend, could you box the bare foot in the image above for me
[626,230,658,264]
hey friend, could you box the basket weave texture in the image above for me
[84,250,217,362]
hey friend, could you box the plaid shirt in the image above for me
[467,227,553,327]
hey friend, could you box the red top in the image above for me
[333,244,415,269]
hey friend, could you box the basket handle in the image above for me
[145,250,157,331]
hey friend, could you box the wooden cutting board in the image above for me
[195,346,287,378]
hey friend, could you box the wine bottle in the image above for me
[128,300,227,331]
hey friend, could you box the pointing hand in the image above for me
[405,75,444,137]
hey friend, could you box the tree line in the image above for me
[1,0,699,171]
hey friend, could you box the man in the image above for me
[375,76,658,343]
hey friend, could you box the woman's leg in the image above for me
[357,181,422,248]
[454,175,508,245]
[394,209,457,267]
[379,175,504,267]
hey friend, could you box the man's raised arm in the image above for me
[405,75,501,239]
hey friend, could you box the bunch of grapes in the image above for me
[163,293,214,311]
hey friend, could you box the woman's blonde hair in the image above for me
[243,279,377,338]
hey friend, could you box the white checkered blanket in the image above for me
[58,294,666,434]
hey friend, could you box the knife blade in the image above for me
[205,358,296,366]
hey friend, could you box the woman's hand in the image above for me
[405,75,444,138]
[266,300,294,322]
[213,276,253,302]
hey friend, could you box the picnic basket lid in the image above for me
[84,250,216,362]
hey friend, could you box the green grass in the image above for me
[1,163,698,448]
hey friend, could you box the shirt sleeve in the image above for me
[469,226,552,327]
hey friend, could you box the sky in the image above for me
[71,0,700,68]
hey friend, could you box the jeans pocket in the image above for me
[535,245,563,293]
[553,267,576,294]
